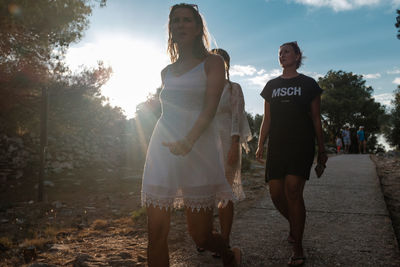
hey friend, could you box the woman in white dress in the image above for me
[212,48,252,252]
[141,4,241,266]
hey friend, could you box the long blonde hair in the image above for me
[167,3,210,63]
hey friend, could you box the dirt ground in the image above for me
[0,156,399,266]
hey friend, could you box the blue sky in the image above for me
[65,0,400,119]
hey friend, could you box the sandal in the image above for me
[196,246,205,253]
[287,234,295,244]
[212,245,229,258]
[212,252,221,258]
[287,255,306,266]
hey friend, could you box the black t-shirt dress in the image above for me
[260,74,323,181]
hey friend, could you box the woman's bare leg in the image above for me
[186,207,239,266]
[284,175,306,259]
[218,200,234,244]
[269,178,296,241]
[268,179,289,220]
[146,205,171,267]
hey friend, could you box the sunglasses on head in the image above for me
[170,3,199,12]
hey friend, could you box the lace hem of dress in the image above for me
[141,191,235,211]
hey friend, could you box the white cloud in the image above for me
[373,93,394,107]
[230,65,257,77]
[230,64,281,86]
[363,73,381,79]
[292,0,385,11]
[303,71,324,80]
[393,77,400,85]
[387,68,400,75]
[257,69,266,75]
[249,69,282,87]
[392,0,400,6]
[231,65,324,87]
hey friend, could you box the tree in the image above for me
[387,86,400,149]
[0,0,105,135]
[318,70,387,152]
[396,9,400,39]
[125,88,162,170]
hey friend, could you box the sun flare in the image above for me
[66,34,169,118]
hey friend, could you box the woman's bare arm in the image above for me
[310,95,327,164]
[255,101,271,162]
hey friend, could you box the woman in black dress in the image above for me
[256,41,327,266]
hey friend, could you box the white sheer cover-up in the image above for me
[141,62,234,211]
[216,82,252,201]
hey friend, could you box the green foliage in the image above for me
[124,88,162,170]
[318,70,387,151]
[387,86,400,149]
[0,0,107,136]
[0,0,136,175]
[1,0,92,68]
[131,207,146,221]
[48,62,126,139]
[245,112,262,158]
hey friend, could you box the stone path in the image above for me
[169,154,400,266]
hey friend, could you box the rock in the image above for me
[23,246,37,263]
[137,255,146,262]
[48,244,69,252]
[51,201,63,209]
[70,253,93,267]
[44,180,55,187]
[108,260,136,266]
[0,243,9,251]
[118,252,132,259]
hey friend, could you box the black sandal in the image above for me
[196,246,205,253]
[212,244,230,258]
[288,256,306,266]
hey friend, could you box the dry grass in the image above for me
[131,207,146,222]
[19,226,65,250]
[92,219,109,230]
[43,226,60,237]
[21,237,54,250]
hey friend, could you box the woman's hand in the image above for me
[162,138,193,156]
[227,142,240,166]
[255,146,264,163]
[317,151,328,166]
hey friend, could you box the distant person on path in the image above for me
[141,4,240,266]
[336,135,343,154]
[357,126,367,154]
[256,41,327,266]
[341,126,351,153]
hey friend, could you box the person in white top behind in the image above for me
[200,48,251,257]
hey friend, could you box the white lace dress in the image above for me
[141,62,234,210]
[215,82,252,201]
